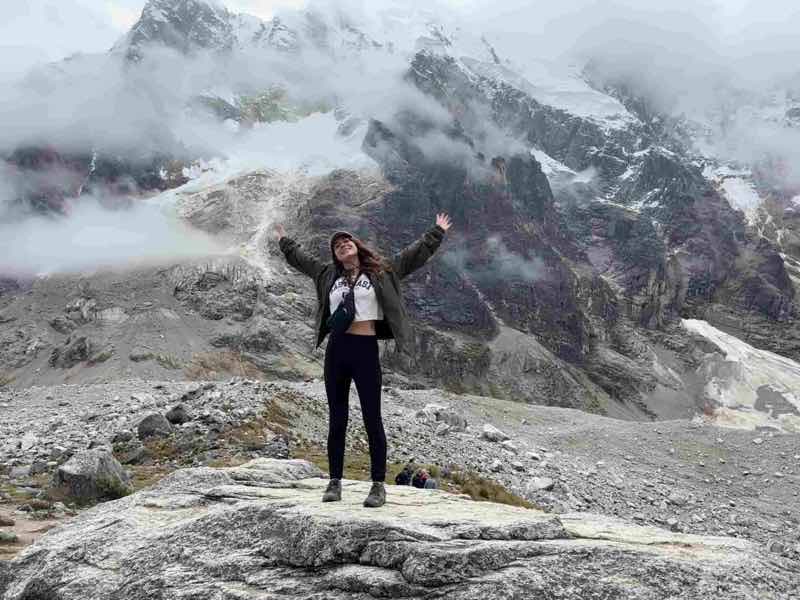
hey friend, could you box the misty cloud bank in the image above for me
[444,235,547,284]
[3,0,800,275]
[464,0,800,181]
[5,0,800,168]
[0,198,224,276]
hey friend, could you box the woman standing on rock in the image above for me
[274,214,452,508]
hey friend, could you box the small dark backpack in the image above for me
[326,273,358,335]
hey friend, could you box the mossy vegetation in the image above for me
[184,351,263,380]
[449,470,538,509]
[95,476,133,501]
[0,372,15,388]
[128,465,176,493]
[584,393,608,416]
[130,352,183,369]
[142,437,181,462]
[238,88,331,124]
[227,396,292,450]
[88,349,114,365]
[0,483,36,503]
[155,353,182,370]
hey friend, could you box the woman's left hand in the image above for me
[435,213,452,231]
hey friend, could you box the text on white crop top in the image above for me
[329,273,384,321]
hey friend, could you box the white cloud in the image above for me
[0,197,225,276]
[0,1,123,77]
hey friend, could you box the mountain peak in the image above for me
[119,0,234,59]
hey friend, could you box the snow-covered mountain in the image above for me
[1,0,799,430]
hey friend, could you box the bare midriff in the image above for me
[346,320,377,336]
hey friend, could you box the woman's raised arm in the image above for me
[390,213,452,280]
[274,223,326,280]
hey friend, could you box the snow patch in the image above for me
[718,177,763,224]
[463,58,637,131]
[683,319,800,433]
[619,165,637,180]
[530,147,573,176]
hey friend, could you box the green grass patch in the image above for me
[128,465,175,493]
[88,349,114,365]
[584,394,608,416]
[130,352,182,370]
[142,437,181,462]
[155,353,182,370]
[184,351,263,380]
[0,484,36,503]
[450,471,538,509]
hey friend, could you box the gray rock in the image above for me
[9,465,30,479]
[112,430,134,444]
[20,432,38,451]
[482,424,510,442]
[668,491,689,506]
[87,438,112,451]
[416,403,468,432]
[48,336,93,369]
[528,477,555,492]
[49,316,76,335]
[51,449,132,504]
[137,414,174,440]
[3,458,795,599]
[165,403,192,425]
[30,460,49,476]
[0,515,14,527]
[500,439,519,454]
[769,540,786,554]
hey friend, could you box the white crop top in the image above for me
[329,273,384,321]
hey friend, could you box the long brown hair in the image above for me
[334,235,391,276]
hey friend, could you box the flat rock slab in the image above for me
[1,458,798,599]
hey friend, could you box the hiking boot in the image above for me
[363,481,386,508]
[322,479,342,502]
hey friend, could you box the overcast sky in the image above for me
[2,0,796,76]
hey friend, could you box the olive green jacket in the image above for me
[278,225,446,354]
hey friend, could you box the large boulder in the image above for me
[136,414,174,440]
[50,449,132,505]
[164,403,192,425]
[415,403,468,432]
[48,337,92,369]
[3,458,797,599]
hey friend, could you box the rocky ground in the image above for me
[2,377,799,569]
[3,458,798,600]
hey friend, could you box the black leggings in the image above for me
[324,333,386,482]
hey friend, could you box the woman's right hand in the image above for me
[274,223,287,240]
